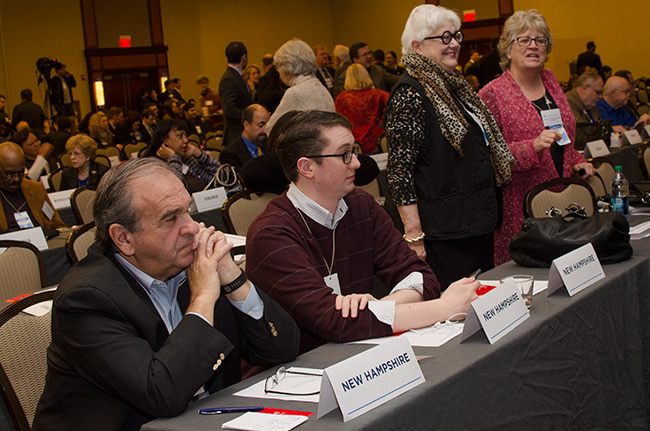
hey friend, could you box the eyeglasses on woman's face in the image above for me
[513,36,549,47]
[423,30,464,45]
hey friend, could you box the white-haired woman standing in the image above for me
[386,4,513,288]
[479,10,593,265]
[267,39,335,131]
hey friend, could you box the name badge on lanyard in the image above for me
[324,273,341,295]
[14,211,34,229]
[541,108,571,146]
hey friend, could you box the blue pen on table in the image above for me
[198,406,264,415]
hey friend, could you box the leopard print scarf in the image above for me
[402,51,513,186]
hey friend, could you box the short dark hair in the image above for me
[372,49,385,62]
[94,158,173,253]
[386,51,397,58]
[143,102,157,111]
[12,127,31,146]
[144,119,189,157]
[20,89,32,101]
[142,108,156,119]
[262,55,274,67]
[106,107,123,120]
[55,115,72,131]
[172,78,181,84]
[242,104,262,124]
[226,42,247,63]
[587,41,595,50]
[276,110,351,182]
[349,42,368,60]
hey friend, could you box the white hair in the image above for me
[401,4,461,55]
[273,39,317,80]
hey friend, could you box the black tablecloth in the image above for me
[143,256,650,430]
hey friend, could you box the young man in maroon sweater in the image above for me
[246,110,479,353]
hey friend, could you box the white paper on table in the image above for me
[630,221,650,240]
[22,300,52,317]
[351,321,464,347]
[480,280,548,296]
[234,367,322,403]
[222,412,308,431]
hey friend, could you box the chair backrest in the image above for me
[585,172,607,198]
[96,146,121,160]
[0,240,46,300]
[636,89,649,104]
[58,153,72,168]
[70,186,96,225]
[378,135,388,153]
[94,154,112,169]
[524,177,597,218]
[642,144,650,180]
[204,136,224,151]
[204,148,221,161]
[222,189,279,235]
[592,159,616,189]
[65,222,96,265]
[123,141,147,159]
[637,102,650,117]
[47,167,65,192]
[0,290,55,430]
[358,179,382,199]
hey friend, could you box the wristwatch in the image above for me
[221,270,247,294]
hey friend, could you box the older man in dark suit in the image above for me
[32,158,300,431]
[219,42,253,147]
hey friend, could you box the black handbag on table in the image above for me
[509,210,632,268]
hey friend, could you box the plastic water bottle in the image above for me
[610,165,629,219]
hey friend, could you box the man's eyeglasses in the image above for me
[306,148,359,165]
[587,85,603,96]
[264,366,321,396]
[0,168,25,181]
[513,36,549,47]
[423,30,464,45]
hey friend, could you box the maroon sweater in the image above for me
[247,189,440,353]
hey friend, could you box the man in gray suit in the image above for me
[33,158,299,431]
[219,42,253,147]
[348,42,398,93]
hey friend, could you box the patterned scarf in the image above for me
[402,51,513,186]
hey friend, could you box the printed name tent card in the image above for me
[317,335,424,422]
[460,279,529,345]
[0,226,48,250]
[190,187,227,213]
[547,242,605,296]
[48,189,74,210]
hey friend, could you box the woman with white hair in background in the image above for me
[386,4,513,288]
[479,9,593,265]
[267,39,335,131]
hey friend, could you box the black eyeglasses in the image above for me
[513,36,549,47]
[306,148,359,165]
[0,168,24,181]
[264,366,321,396]
[423,30,464,45]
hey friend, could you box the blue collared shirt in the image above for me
[596,98,636,129]
[242,134,262,159]
[114,254,264,333]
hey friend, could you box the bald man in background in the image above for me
[597,76,649,132]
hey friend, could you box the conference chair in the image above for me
[70,186,96,225]
[65,222,96,265]
[637,102,650,117]
[0,290,56,430]
[0,240,46,300]
[205,135,224,152]
[378,135,388,153]
[523,177,596,218]
[96,147,121,166]
[204,147,221,161]
[585,172,607,199]
[58,153,72,168]
[188,134,201,148]
[123,141,148,159]
[592,158,616,189]
[47,166,65,192]
[94,154,112,169]
[222,189,279,236]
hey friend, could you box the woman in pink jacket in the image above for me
[479,9,593,265]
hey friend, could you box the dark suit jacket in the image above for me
[139,123,154,144]
[219,66,252,147]
[577,51,602,72]
[11,101,45,138]
[315,66,336,96]
[257,66,286,113]
[59,161,109,191]
[334,60,352,98]
[33,244,299,431]
[48,74,76,108]
[219,135,255,170]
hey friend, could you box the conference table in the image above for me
[144,251,650,430]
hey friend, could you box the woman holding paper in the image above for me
[479,9,593,265]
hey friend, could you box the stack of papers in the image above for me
[630,221,650,240]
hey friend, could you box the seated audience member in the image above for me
[384,51,405,76]
[12,127,54,180]
[597,76,649,132]
[348,42,398,93]
[246,111,478,353]
[143,101,159,118]
[219,104,269,170]
[313,44,336,97]
[0,142,65,231]
[267,39,335,131]
[335,64,389,153]
[196,75,224,131]
[145,119,220,193]
[140,108,157,143]
[32,157,299,431]
[182,102,202,135]
[106,107,125,136]
[89,111,113,146]
[59,134,109,190]
[565,71,606,149]
[45,115,75,159]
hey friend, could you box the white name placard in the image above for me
[584,140,610,158]
[622,129,642,146]
[109,156,121,167]
[460,280,529,344]
[48,189,74,210]
[369,153,387,171]
[40,175,50,191]
[547,243,605,296]
[0,227,48,250]
[190,187,227,213]
[644,125,650,139]
[317,335,424,422]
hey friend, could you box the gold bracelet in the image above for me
[403,232,425,243]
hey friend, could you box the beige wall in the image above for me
[1,0,649,118]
